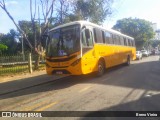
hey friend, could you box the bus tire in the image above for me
[126,56,130,66]
[97,59,105,77]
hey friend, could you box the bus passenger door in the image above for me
[81,27,96,74]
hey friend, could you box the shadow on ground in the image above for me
[80,93,160,120]
[0,58,160,100]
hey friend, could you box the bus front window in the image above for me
[46,25,80,57]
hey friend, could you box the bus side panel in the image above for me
[93,44,136,69]
[81,49,98,74]
[91,44,117,69]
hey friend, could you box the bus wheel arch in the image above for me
[96,58,106,76]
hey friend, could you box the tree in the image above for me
[150,40,160,48]
[113,18,155,49]
[0,34,7,54]
[49,0,78,26]
[0,0,55,70]
[55,0,70,24]
[73,0,113,25]
[0,43,8,54]
[30,0,55,69]
[0,0,33,49]
[18,20,40,52]
[0,29,20,54]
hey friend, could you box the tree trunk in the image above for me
[34,44,43,70]
[34,53,40,70]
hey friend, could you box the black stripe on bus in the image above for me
[52,66,69,68]
[46,55,77,62]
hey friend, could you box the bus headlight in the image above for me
[71,59,81,66]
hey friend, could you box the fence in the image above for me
[0,53,45,76]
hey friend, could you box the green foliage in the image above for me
[74,0,113,25]
[0,29,20,54]
[0,43,8,51]
[149,40,160,48]
[113,18,155,49]
[18,20,41,50]
[51,0,114,26]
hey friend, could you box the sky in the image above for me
[0,0,160,34]
[104,0,160,28]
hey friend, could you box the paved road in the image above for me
[0,55,160,120]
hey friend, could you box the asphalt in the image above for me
[0,70,67,95]
[0,56,160,120]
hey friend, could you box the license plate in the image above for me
[56,71,63,74]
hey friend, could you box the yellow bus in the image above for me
[45,21,136,76]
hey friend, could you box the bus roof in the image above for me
[49,21,134,40]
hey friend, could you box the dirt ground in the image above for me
[0,70,47,83]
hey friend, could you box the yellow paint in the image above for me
[36,101,59,111]
[3,91,56,111]
[23,100,50,111]
[79,86,92,93]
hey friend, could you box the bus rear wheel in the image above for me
[97,60,105,77]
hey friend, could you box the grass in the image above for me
[0,64,45,76]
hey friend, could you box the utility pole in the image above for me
[34,5,44,61]
[38,5,41,37]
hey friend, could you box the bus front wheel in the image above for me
[97,60,105,77]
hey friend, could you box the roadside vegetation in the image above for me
[113,18,155,49]
[0,64,45,76]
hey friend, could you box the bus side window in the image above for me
[117,35,120,45]
[120,36,124,45]
[94,28,103,43]
[131,40,134,46]
[88,31,94,46]
[124,37,127,46]
[112,34,116,45]
[128,39,130,46]
[126,39,129,46]
[133,40,135,46]
[82,30,87,46]
[105,31,111,44]
[82,29,93,47]
[102,31,105,43]
[130,39,132,46]
[110,33,113,44]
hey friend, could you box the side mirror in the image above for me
[85,29,90,39]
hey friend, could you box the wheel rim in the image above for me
[98,62,104,75]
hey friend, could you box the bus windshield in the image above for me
[46,25,80,57]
